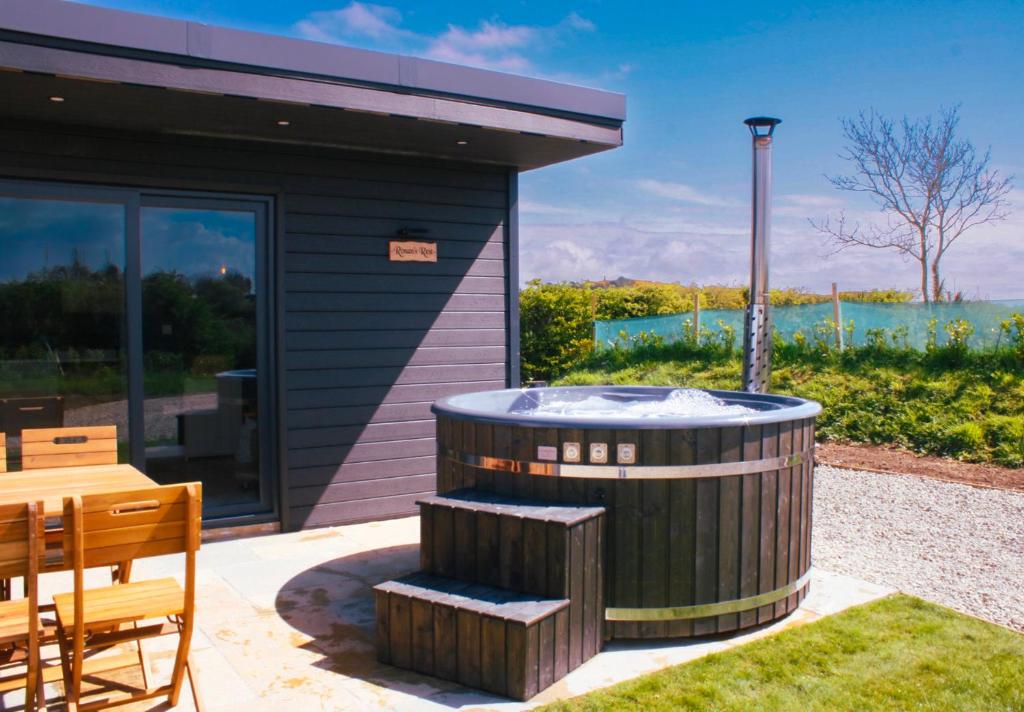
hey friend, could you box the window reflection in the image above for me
[0,197,127,467]
[141,208,262,511]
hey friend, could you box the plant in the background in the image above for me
[891,325,911,350]
[944,318,975,350]
[838,289,914,304]
[1000,314,1024,363]
[925,318,939,352]
[519,280,594,382]
[710,319,736,353]
[812,319,838,354]
[843,320,856,347]
[682,317,700,346]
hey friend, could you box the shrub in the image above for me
[982,415,1024,467]
[944,422,985,458]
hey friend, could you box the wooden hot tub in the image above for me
[432,386,821,640]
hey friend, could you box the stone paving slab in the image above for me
[4,515,894,711]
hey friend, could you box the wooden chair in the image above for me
[21,427,118,471]
[0,500,46,711]
[54,484,203,711]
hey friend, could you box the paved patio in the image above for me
[15,516,893,711]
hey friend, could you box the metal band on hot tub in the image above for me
[442,447,814,479]
[605,570,812,621]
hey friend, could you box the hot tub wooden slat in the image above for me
[739,424,763,629]
[533,427,560,502]
[666,477,696,638]
[640,429,669,638]
[499,513,525,591]
[693,427,721,636]
[787,423,804,613]
[612,478,641,638]
[582,516,600,658]
[567,522,585,668]
[717,426,743,633]
[757,421,779,624]
[774,420,794,619]
[510,427,534,501]
[454,506,477,581]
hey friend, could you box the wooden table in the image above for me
[0,464,156,513]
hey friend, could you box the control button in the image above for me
[563,442,582,463]
[589,442,608,464]
[617,443,637,464]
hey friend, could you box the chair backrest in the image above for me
[63,483,202,571]
[0,433,6,474]
[21,426,118,470]
[0,500,44,580]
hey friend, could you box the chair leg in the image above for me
[133,622,149,690]
[168,618,195,707]
[54,624,77,712]
[25,665,36,712]
[186,654,204,712]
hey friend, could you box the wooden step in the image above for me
[417,489,605,674]
[374,572,570,700]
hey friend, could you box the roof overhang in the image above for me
[0,1,625,171]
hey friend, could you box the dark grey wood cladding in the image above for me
[0,121,512,530]
[435,414,816,640]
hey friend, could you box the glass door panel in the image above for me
[140,204,267,516]
[0,196,128,468]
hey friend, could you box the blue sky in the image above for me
[80,1,1024,298]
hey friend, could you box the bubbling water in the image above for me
[516,388,755,419]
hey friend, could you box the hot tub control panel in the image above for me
[559,440,640,464]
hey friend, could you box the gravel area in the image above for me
[64,393,216,441]
[813,465,1024,633]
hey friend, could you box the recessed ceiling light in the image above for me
[49,96,65,103]
[456,139,468,145]
[277,120,290,126]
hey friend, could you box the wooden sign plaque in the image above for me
[389,240,438,262]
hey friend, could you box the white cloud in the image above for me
[775,193,847,218]
[295,4,596,73]
[635,179,741,207]
[294,3,412,43]
[520,200,580,216]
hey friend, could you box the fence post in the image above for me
[832,282,844,350]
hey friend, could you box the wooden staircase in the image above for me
[374,489,606,700]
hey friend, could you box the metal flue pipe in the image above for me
[741,116,781,393]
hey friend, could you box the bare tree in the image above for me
[812,106,1013,302]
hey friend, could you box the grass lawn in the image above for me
[540,595,1024,712]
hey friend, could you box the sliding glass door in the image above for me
[0,181,275,522]
[140,198,271,516]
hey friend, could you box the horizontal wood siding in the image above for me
[0,121,511,530]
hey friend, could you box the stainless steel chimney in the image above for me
[741,117,781,393]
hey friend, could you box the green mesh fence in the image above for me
[593,299,1024,351]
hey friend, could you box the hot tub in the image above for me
[432,386,822,639]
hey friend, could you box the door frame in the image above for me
[0,178,279,526]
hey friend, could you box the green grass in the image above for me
[541,595,1024,712]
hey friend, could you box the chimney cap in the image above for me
[744,116,782,137]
